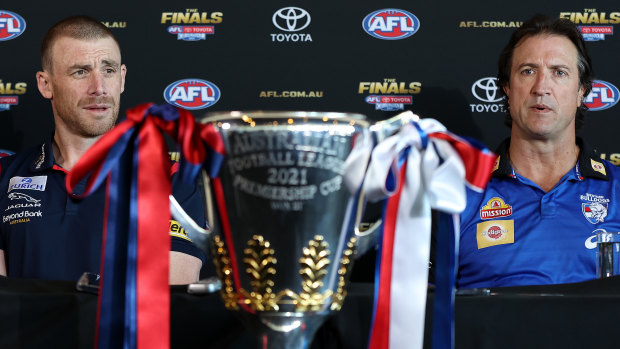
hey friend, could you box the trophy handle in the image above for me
[355,219,382,258]
[370,110,419,142]
[169,170,213,256]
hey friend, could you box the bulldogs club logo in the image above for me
[0,10,26,41]
[581,193,610,224]
[362,9,419,40]
[583,202,608,224]
[583,80,619,111]
[163,79,220,110]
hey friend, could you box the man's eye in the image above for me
[555,70,567,77]
[521,69,534,75]
[105,68,116,74]
[73,70,86,76]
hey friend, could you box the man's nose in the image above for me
[531,71,551,96]
[88,72,106,95]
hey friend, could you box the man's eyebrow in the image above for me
[515,62,539,69]
[101,59,120,68]
[67,63,93,71]
[516,62,572,70]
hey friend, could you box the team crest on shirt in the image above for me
[476,220,514,249]
[581,193,609,224]
[479,197,513,219]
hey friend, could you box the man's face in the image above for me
[504,34,585,140]
[37,36,126,138]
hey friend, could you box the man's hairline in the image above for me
[503,32,585,89]
[43,34,122,73]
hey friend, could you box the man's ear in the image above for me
[577,85,586,107]
[120,64,127,94]
[36,71,53,100]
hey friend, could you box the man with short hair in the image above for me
[0,16,205,284]
[458,14,620,288]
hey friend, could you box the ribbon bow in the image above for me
[364,117,495,349]
[66,103,225,349]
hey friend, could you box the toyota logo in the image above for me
[472,77,504,103]
[272,7,311,32]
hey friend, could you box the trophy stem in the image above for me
[241,312,327,349]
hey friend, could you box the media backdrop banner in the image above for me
[1,1,619,161]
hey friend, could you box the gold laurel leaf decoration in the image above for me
[211,235,238,310]
[331,237,358,311]
[242,235,278,311]
[297,235,332,311]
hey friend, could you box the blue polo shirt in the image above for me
[458,138,620,289]
[0,137,206,281]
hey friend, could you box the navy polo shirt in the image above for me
[0,137,206,281]
[458,138,620,289]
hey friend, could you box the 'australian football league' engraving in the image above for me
[225,128,350,211]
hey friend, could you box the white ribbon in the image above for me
[364,117,466,349]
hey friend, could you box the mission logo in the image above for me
[362,9,419,40]
[163,79,220,110]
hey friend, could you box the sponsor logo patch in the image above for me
[492,156,500,172]
[2,210,42,224]
[8,176,47,193]
[8,192,40,203]
[169,219,192,242]
[591,159,607,176]
[480,197,513,219]
[476,220,514,249]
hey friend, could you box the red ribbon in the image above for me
[66,103,225,349]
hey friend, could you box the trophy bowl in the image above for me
[197,111,372,349]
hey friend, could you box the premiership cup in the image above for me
[180,111,378,349]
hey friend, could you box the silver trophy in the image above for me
[172,111,380,349]
[170,110,424,348]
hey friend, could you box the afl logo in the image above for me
[163,79,220,110]
[583,80,619,111]
[362,9,419,40]
[0,10,26,41]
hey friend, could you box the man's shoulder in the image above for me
[0,143,46,178]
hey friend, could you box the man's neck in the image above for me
[52,129,100,171]
[508,134,580,192]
